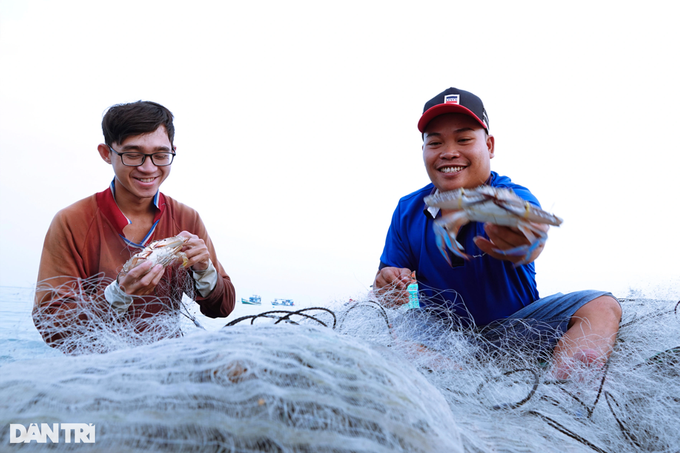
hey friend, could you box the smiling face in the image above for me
[422,113,495,192]
[98,126,174,208]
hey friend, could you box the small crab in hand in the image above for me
[424,186,562,266]
[121,235,189,274]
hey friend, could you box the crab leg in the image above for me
[155,252,189,268]
[433,212,472,265]
[493,198,563,226]
[490,222,547,265]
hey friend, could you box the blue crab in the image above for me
[122,235,189,274]
[424,186,562,266]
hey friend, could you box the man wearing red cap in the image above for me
[373,87,621,379]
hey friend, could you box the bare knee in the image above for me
[570,295,621,328]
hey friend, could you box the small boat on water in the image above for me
[241,295,262,305]
[272,298,295,307]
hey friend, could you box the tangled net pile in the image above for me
[31,272,199,355]
[1,276,679,452]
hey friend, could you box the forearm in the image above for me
[195,273,236,318]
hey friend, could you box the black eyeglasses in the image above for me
[108,145,176,167]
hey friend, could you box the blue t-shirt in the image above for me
[379,172,541,327]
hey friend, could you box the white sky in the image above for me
[1,0,679,306]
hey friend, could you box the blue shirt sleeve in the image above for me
[379,200,412,270]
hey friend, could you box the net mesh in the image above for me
[31,270,196,355]
[2,276,679,452]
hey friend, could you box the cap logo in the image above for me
[444,94,460,104]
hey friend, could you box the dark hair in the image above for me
[102,101,175,146]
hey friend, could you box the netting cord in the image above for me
[475,368,540,410]
[223,307,337,329]
[526,410,611,453]
[535,381,680,453]
[619,299,680,329]
[220,299,679,452]
[336,300,391,333]
[179,301,206,330]
[604,391,644,450]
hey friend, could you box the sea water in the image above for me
[0,286,61,365]
[2,285,680,452]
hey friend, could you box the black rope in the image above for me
[470,356,617,452]
[631,346,680,371]
[224,307,337,328]
[542,359,610,419]
[337,300,392,333]
[603,391,645,450]
[477,356,611,418]
[480,351,680,451]
[273,307,337,328]
[476,368,540,410]
[527,410,611,453]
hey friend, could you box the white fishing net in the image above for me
[5,288,464,452]
[2,275,679,452]
[31,270,197,355]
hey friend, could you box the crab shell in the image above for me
[424,186,562,265]
[121,235,189,274]
[424,186,563,227]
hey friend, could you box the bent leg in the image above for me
[552,295,622,379]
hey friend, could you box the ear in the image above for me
[98,144,112,164]
[486,134,495,159]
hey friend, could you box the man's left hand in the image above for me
[473,222,548,264]
[178,231,210,271]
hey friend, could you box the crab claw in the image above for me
[433,219,471,266]
[491,223,547,266]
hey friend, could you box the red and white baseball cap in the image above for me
[418,87,489,133]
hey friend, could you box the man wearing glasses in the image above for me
[33,101,236,353]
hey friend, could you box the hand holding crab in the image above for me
[118,231,211,295]
[175,231,211,272]
[424,186,562,266]
[474,222,550,265]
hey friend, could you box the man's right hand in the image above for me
[372,267,414,307]
[118,260,165,296]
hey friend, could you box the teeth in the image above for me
[441,167,463,173]
[138,178,155,183]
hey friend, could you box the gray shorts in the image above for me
[479,290,619,354]
[401,290,619,356]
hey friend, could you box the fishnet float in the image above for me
[11,271,680,452]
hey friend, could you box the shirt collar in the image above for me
[96,178,166,247]
[423,186,440,219]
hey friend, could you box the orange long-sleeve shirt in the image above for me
[33,185,235,352]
